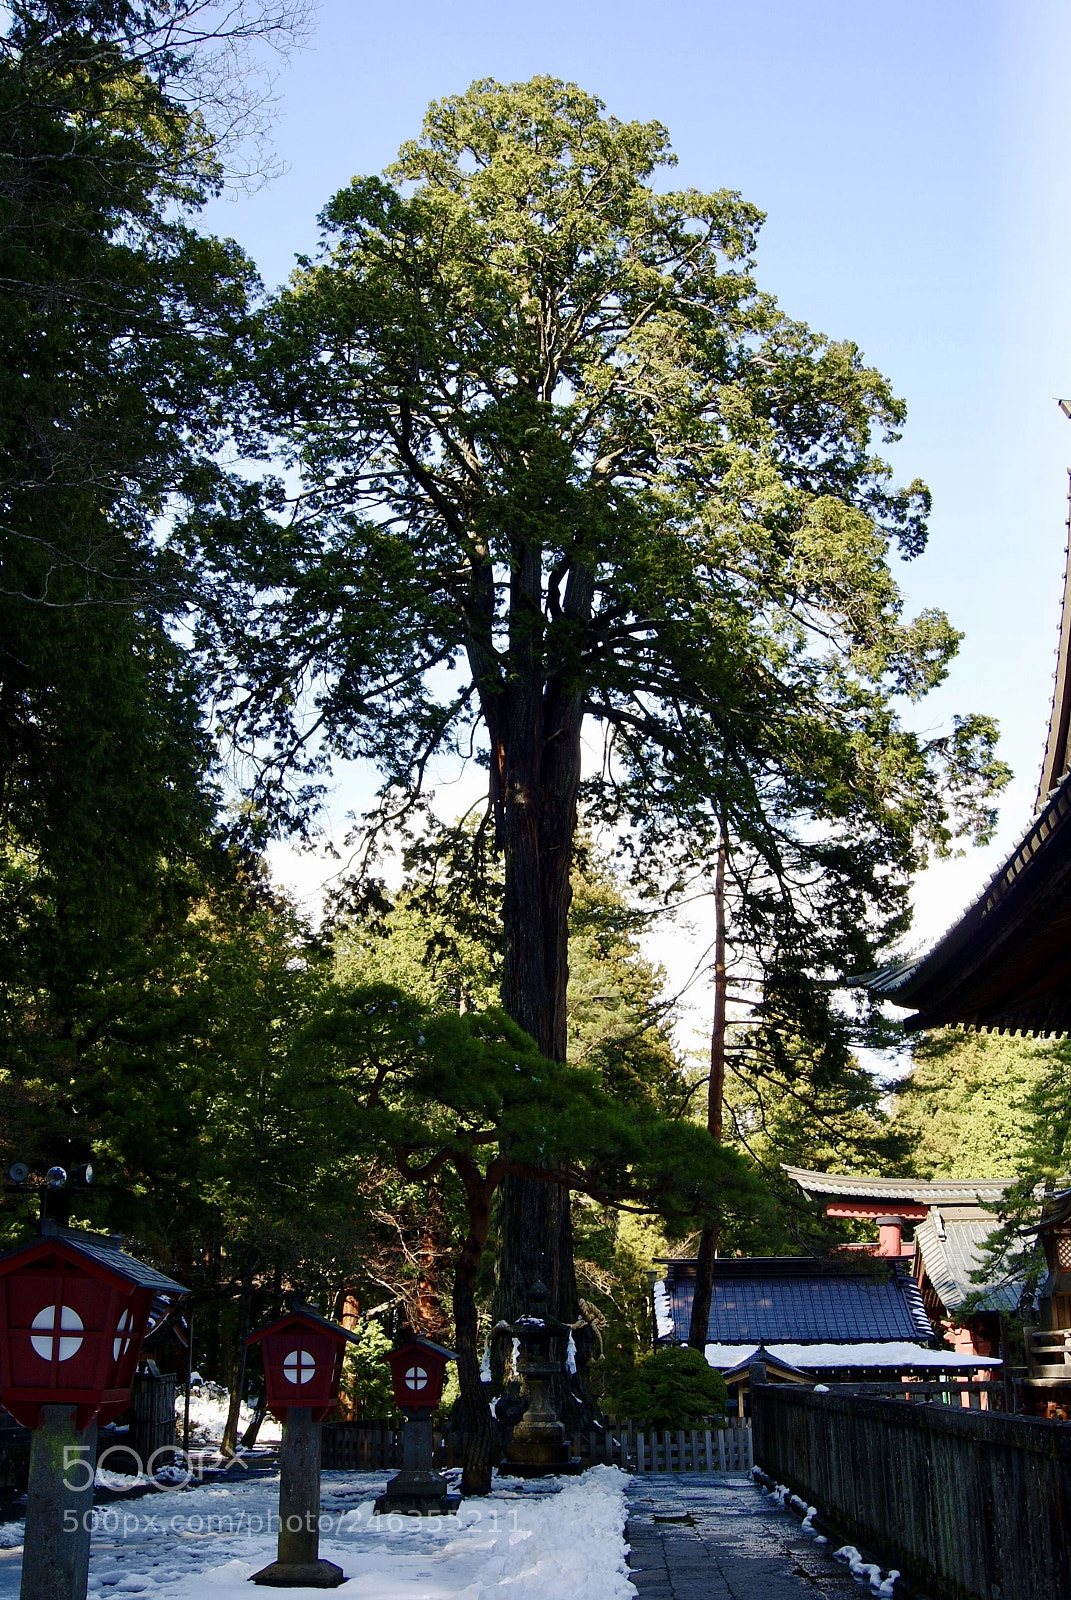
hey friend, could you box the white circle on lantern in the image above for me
[30,1304,84,1362]
[282,1348,316,1385]
[405,1364,428,1392]
[113,1308,133,1362]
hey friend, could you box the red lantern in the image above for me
[246,1307,358,1423]
[382,1335,454,1412]
[0,1233,186,1430]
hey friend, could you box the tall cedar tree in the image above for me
[192,79,1007,1321]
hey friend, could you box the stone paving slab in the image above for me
[626,1474,864,1600]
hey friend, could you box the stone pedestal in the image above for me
[500,1361,581,1477]
[375,1413,457,1516]
[499,1283,582,1478]
[21,1405,97,1600]
[251,1408,344,1588]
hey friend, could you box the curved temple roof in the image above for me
[783,1167,1010,1207]
[859,768,1071,1035]
[857,477,1071,1037]
[913,1214,1021,1317]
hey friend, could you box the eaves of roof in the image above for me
[853,768,1071,1035]
[783,1166,1011,1205]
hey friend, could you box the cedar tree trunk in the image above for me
[689,839,727,1350]
[482,553,592,1329]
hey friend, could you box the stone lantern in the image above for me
[376,1335,458,1517]
[0,1231,186,1600]
[500,1281,581,1477]
[245,1305,360,1588]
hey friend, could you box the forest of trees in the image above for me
[0,1,1055,1490]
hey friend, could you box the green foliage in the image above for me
[333,830,688,1112]
[0,0,264,1185]
[566,863,686,1114]
[613,1345,727,1430]
[298,982,767,1229]
[891,1029,1057,1179]
[339,1319,395,1418]
[896,1029,1071,1308]
[721,1042,908,1250]
[571,1202,673,1404]
[334,881,500,1016]
[196,73,1007,953]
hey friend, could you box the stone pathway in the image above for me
[626,1475,864,1600]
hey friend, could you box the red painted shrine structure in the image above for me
[784,1168,1015,1364]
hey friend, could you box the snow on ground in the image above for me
[0,1465,632,1600]
[179,1382,282,1448]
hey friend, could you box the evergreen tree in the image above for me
[0,1,306,1179]
[890,1029,1055,1180]
[185,75,1007,1322]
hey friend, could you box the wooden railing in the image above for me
[1026,1327,1071,1380]
[812,1379,1005,1410]
[752,1384,1071,1600]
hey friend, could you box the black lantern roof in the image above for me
[0,1231,186,1297]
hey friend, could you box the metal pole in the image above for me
[182,1306,193,1459]
[21,1405,97,1600]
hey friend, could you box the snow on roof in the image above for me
[702,1341,1000,1372]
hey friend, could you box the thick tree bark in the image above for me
[689,838,727,1350]
[414,1179,449,1338]
[489,646,587,1327]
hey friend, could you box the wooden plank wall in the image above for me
[320,1419,754,1475]
[752,1386,1071,1600]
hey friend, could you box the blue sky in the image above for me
[212,0,1071,964]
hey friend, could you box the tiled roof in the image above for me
[783,1167,1010,1206]
[854,770,1071,1037]
[59,1234,187,1293]
[914,1216,1021,1315]
[660,1258,933,1345]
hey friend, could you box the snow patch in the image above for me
[177,1382,281,1447]
[0,1465,633,1600]
[703,1341,1000,1372]
[833,1544,899,1593]
[652,1280,673,1340]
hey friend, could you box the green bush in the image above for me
[614,1345,727,1430]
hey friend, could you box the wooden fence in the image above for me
[321,1418,753,1475]
[0,1416,30,1500]
[752,1384,1071,1600]
[608,1421,753,1474]
[813,1380,1005,1411]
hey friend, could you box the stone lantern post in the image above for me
[500,1281,581,1478]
